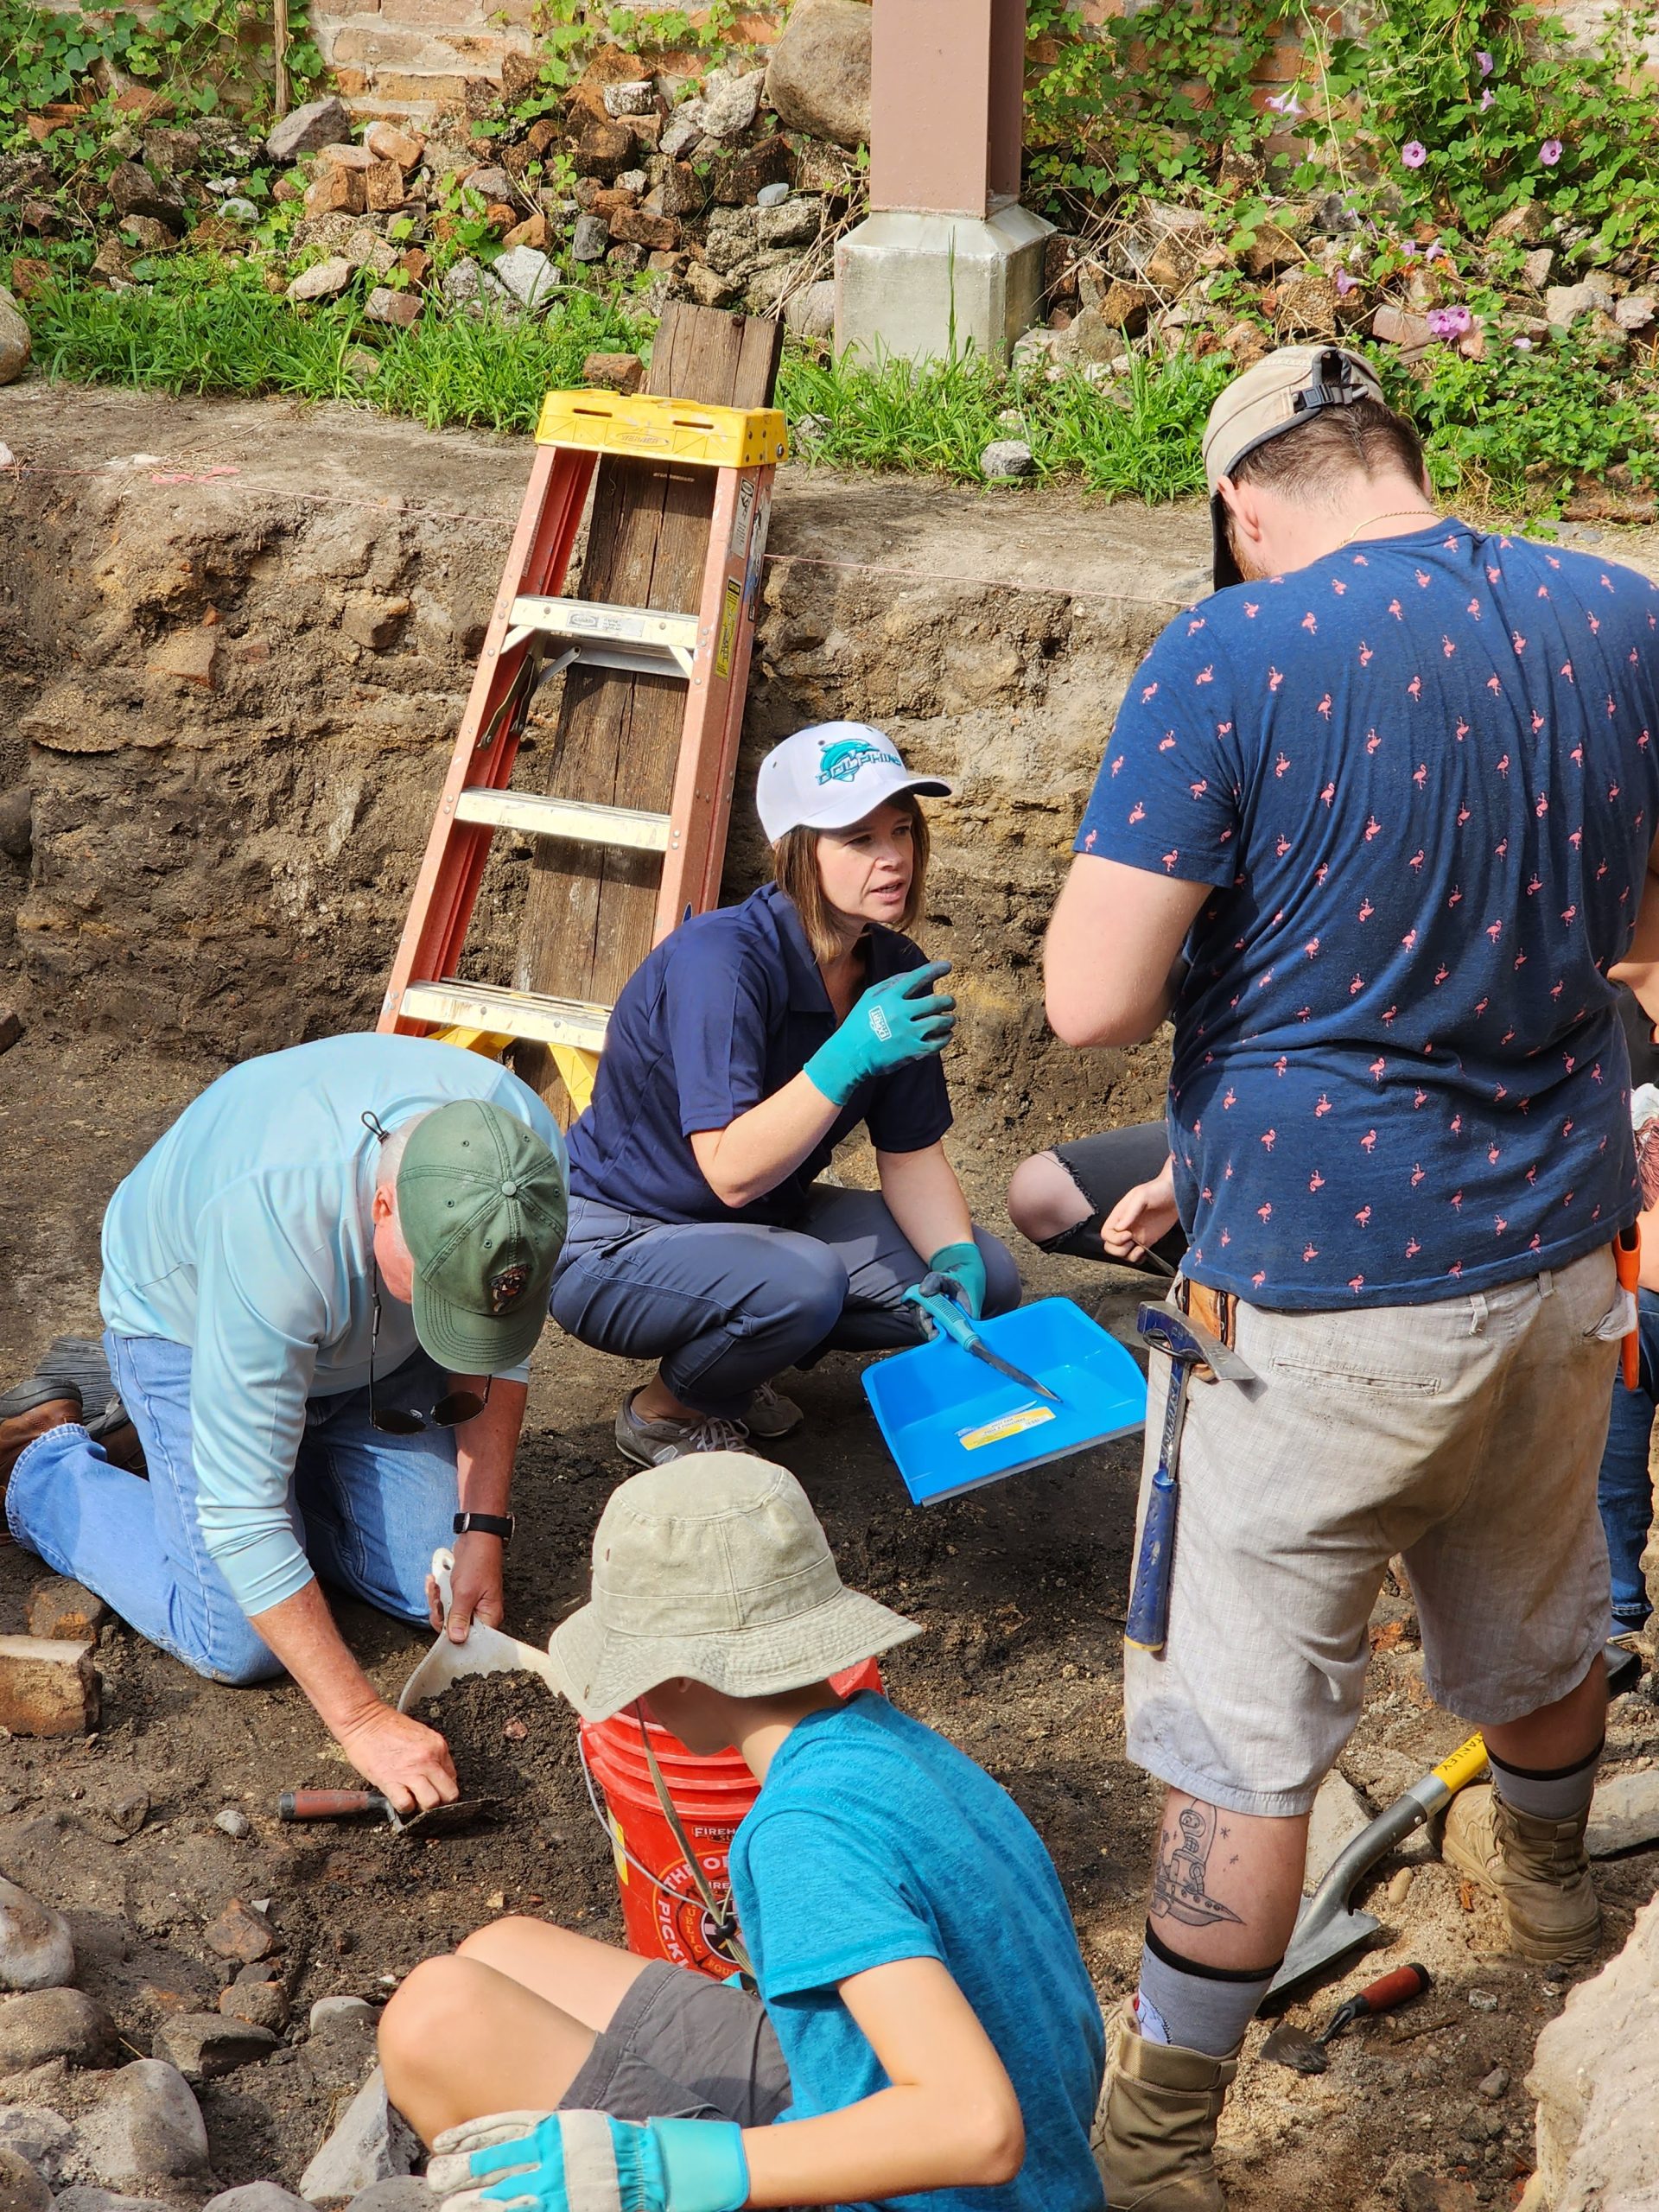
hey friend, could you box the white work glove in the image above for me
[428,2108,749,2212]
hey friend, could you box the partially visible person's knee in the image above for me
[456,1915,554,1974]
[975,1229,1024,1318]
[1006,1151,1089,1246]
[378,1952,475,2081]
[202,1623,286,1688]
[732,1242,849,1359]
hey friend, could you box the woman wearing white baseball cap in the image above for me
[550,722,1021,1467]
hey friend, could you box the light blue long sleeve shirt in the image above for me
[100,1034,565,1617]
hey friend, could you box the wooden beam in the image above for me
[512,303,783,1117]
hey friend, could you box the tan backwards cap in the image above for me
[1203,345,1387,592]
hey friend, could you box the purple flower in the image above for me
[1512,335,1534,351]
[1402,139,1427,168]
[1426,305,1473,340]
[1425,242,1446,263]
[1336,270,1358,296]
[1480,88,1495,111]
[1401,240,1419,260]
[1266,87,1305,122]
[1541,137,1564,165]
[1477,48,1495,75]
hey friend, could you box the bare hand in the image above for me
[429,1530,506,1642]
[335,1702,458,1814]
[1102,1171,1180,1267]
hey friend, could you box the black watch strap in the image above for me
[454,1511,515,1546]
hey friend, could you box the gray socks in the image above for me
[1488,1738,1602,1822]
[1135,1923,1281,2059]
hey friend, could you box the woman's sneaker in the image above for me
[744,1382,804,1440]
[614,1389,756,1469]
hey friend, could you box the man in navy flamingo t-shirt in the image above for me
[1045,346,1659,2212]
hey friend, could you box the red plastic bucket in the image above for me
[580,1660,882,1977]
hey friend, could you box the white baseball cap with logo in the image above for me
[756,721,953,843]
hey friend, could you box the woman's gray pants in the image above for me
[549,1185,1022,1420]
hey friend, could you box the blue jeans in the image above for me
[6,1332,461,1686]
[550,1185,1023,1420]
[1598,1287,1659,1630]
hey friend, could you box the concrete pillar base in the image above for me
[835,205,1053,367]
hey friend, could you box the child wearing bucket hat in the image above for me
[381,1453,1106,2212]
[550,722,1021,1470]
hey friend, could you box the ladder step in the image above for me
[454,790,671,853]
[399,980,610,1052]
[508,597,698,656]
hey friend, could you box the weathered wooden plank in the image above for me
[512,302,783,1114]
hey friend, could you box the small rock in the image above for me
[489,246,559,309]
[286,257,353,303]
[308,1997,375,2033]
[234,1961,282,1987]
[1272,267,1338,340]
[203,2189,312,2212]
[364,288,420,330]
[1386,1866,1415,1908]
[0,1991,117,2076]
[582,352,644,394]
[1371,303,1434,350]
[783,278,836,342]
[573,117,635,181]
[1520,246,1554,292]
[1241,222,1301,279]
[0,1010,20,1057]
[1545,278,1614,327]
[217,1980,288,2034]
[1303,1770,1373,1893]
[1615,294,1656,333]
[0,1878,73,1994]
[980,440,1035,481]
[73,2060,209,2188]
[698,66,765,141]
[0,2111,71,2182]
[571,213,610,263]
[203,1900,278,1965]
[1586,1768,1659,1856]
[152,2013,277,2082]
[213,1808,251,1840]
[660,105,705,162]
[107,163,184,231]
[1491,200,1547,244]
[1478,2066,1510,2099]
[266,96,349,162]
[501,213,548,251]
[118,215,177,256]
[1468,1988,1499,2011]
[345,2183,434,2212]
[0,2147,49,2212]
[756,180,791,207]
[147,629,219,690]
[365,121,423,170]
[765,0,872,148]
[757,194,822,247]
[217,198,259,224]
[0,1642,98,1738]
[80,1788,148,1845]
[298,2069,417,2207]
[0,786,25,858]
[1096,278,1158,334]
[614,168,649,196]
[460,165,512,201]
[603,80,656,118]
[0,288,31,387]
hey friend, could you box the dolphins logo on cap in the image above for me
[817,735,898,785]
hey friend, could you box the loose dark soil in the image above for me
[2,1020,1658,2211]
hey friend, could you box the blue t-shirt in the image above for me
[100,1034,564,1612]
[729,1694,1104,2212]
[565,883,952,1226]
[1076,524,1659,1307]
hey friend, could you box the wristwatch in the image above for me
[453,1511,515,1546]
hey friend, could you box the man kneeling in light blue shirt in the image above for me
[1,1033,566,1815]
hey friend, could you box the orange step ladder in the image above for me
[376,386,787,1112]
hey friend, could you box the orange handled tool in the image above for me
[1617,1224,1642,1390]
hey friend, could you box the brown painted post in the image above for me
[868,0,1027,218]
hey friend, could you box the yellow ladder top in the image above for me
[537,389,789,468]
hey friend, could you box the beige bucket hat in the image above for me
[1203,344,1387,592]
[547,1453,920,1721]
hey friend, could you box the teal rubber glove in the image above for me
[802,960,955,1109]
[925,1240,987,1320]
[429,2109,748,2212]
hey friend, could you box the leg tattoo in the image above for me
[1149,1802,1245,1932]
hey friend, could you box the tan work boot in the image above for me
[1441,1783,1600,1964]
[1092,1998,1236,2211]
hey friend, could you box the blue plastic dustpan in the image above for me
[861,1296,1147,1505]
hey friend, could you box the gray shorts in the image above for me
[562,1961,791,2127]
[1125,1248,1621,1817]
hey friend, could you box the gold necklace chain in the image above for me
[1337,509,1446,550]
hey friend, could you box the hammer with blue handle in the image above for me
[1125,1302,1257,1653]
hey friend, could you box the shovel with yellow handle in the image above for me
[1265,1643,1643,2005]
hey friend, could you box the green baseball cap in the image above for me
[396,1101,567,1375]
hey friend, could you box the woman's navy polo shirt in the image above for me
[565,882,954,1227]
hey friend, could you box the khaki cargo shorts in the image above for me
[1124,1248,1621,1817]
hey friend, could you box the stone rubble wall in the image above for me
[0,381,1204,1155]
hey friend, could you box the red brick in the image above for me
[0,1637,99,1736]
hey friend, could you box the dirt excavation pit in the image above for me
[1,390,1658,2208]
